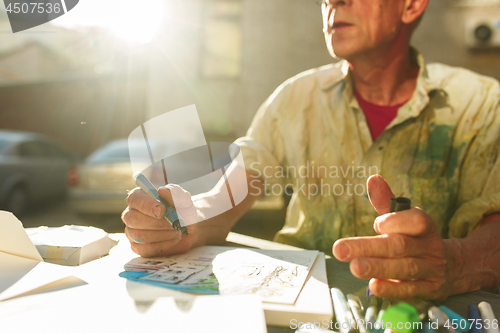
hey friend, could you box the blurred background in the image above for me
[1,0,500,239]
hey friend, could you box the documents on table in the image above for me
[0,211,85,301]
[0,285,268,333]
[213,248,318,305]
[120,246,333,326]
[122,246,317,304]
[26,225,118,266]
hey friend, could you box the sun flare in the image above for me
[52,0,165,44]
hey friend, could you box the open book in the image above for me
[0,211,85,301]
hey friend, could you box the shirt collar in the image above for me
[321,48,440,90]
[386,48,443,130]
[321,48,445,129]
[321,59,350,91]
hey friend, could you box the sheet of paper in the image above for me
[140,259,210,283]
[124,249,332,327]
[0,251,78,301]
[0,210,86,301]
[213,248,318,304]
[123,247,223,294]
[262,252,333,326]
[0,211,42,261]
[0,285,267,333]
[0,251,39,297]
[121,246,318,305]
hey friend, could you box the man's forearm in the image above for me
[445,214,500,296]
[191,166,264,246]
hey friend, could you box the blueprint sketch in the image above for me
[212,248,318,304]
[123,247,222,294]
[121,246,318,304]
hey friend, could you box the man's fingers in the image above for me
[374,207,437,236]
[158,186,177,209]
[130,235,196,258]
[367,175,395,215]
[130,238,182,258]
[159,185,199,226]
[350,257,433,280]
[126,187,165,219]
[368,278,445,300]
[126,185,198,225]
[123,184,199,258]
[333,234,424,261]
[125,226,180,244]
[121,207,173,230]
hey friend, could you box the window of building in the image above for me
[201,0,243,78]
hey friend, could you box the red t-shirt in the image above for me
[354,90,407,140]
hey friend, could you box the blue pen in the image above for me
[331,288,356,333]
[469,304,484,333]
[133,172,188,235]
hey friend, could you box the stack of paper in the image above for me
[0,211,85,301]
[26,225,118,266]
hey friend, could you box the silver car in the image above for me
[69,138,284,221]
[0,130,74,217]
[69,138,236,216]
[69,139,166,216]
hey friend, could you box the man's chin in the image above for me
[330,48,354,61]
[328,41,361,61]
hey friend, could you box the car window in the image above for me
[44,143,68,159]
[86,143,130,163]
[86,140,163,164]
[0,139,12,155]
[18,141,50,158]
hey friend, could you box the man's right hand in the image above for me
[121,185,200,257]
[122,166,264,257]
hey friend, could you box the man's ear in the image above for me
[401,0,429,25]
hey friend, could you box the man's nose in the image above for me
[326,0,348,7]
[322,0,349,32]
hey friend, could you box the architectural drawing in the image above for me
[212,249,318,304]
[120,246,318,304]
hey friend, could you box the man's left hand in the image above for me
[332,175,454,300]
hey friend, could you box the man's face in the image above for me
[322,0,407,60]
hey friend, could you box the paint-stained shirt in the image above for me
[234,49,500,254]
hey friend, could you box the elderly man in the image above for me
[122,0,500,300]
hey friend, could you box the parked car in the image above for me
[69,138,283,221]
[69,138,233,217]
[0,130,75,217]
[69,139,165,216]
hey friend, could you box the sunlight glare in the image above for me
[52,0,165,44]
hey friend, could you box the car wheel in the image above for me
[6,186,29,217]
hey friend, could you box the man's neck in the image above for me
[348,41,420,107]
